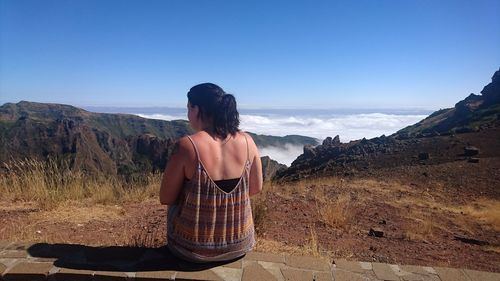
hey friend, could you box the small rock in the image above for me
[418,152,430,160]
[368,228,384,237]
[464,146,480,156]
[468,157,480,163]
[379,220,386,225]
[36,230,42,234]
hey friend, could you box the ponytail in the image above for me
[214,94,240,139]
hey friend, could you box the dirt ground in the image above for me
[1,130,499,273]
[1,162,499,273]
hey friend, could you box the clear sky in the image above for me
[1,0,499,109]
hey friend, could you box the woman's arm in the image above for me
[246,133,263,196]
[159,137,191,205]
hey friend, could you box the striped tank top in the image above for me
[167,134,255,262]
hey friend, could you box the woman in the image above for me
[160,83,263,263]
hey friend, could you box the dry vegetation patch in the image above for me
[0,159,162,210]
[31,202,126,225]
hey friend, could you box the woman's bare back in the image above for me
[185,131,251,181]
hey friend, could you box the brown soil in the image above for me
[1,130,500,273]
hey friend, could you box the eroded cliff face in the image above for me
[0,101,191,177]
[0,101,308,180]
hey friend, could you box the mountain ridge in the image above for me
[276,68,500,181]
[0,101,315,179]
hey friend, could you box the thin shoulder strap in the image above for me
[243,133,250,162]
[186,136,201,163]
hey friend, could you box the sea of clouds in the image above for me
[130,108,430,166]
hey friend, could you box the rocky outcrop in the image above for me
[260,156,287,181]
[275,69,500,181]
[396,68,500,137]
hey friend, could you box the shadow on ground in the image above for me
[27,243,240,272]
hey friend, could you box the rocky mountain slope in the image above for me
[0,101,312,179]
[396,69,500,137]
[276,69,500,182]
[0,101,192,177]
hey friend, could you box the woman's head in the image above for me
[187,83,240,138]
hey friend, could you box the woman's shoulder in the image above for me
[173,136,197,157]
[239,131,256,145]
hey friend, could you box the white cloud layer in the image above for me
[136,111,427,166]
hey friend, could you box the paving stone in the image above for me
[32,257,58,263]
[53,268,93,281]
[222,259,243,269]
[211,267,242,281]
[400,265,433,276]
[176,269,223,281]
[402,273,443,281]
[332,269,366,281]
[0,251,27,259]
[359,262,373,270]
[258,261,285,281]
[135,270,176,281]
[244,252,285,263]
[334,259,367,273]
[3,261,53,281]
[242,262,277,281]
[93,271,128,281]
[281,268,313,281]
[463,269,500,281]
[0,241,12,251]
[402,274,426,281]
[389,264,407,276]
[313,271,333,281]
[434,267,470,281]
[285,255,331,271]
[0,258,18,268]
[4,242,34,251]
[372,262,400,281]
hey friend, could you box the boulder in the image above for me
[368,228,384,238]
[418,152,430,160]
[468,157,480,163]
[322,135,340,146]
[464,146,480,156]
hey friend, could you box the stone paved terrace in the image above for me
[0,241,499,281]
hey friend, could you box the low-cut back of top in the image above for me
[167,133,255,262]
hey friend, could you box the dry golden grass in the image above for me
[317,193,353,228]
[0,159,162,210]
[404,216,436,242]
[251,181,274,234]
[460,199,500,232]
[307,225,320,257]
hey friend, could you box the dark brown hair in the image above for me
[187,83,240,138]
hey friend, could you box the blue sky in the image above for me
[1,0,499,109]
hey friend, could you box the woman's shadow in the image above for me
[28,243,240,272]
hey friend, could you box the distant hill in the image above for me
[0,101,314,179]
[248,133,319,148]
[276,68,500,181]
